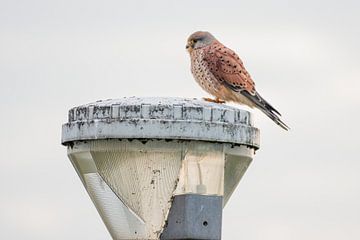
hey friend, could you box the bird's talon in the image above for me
[203,97,226,104]
[216,98,226,104]
[203,97,214,102]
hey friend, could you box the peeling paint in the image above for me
[62,97,260,149]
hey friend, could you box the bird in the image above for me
[186,31,289,130]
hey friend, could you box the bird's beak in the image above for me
[185,44,189,49]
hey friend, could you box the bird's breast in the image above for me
[190,50,221,97]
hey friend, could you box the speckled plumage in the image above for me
[186,31,289,130]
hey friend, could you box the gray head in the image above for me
[186,31,217,51]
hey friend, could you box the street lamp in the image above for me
[61,97,259,240]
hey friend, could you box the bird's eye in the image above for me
[193,39,197,43]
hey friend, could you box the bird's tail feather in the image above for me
[258,106,290,131]
[242,91,290,131]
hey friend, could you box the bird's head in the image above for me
[186,31,216,52]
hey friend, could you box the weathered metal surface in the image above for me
[62,97,260,240]
[69,140,185,239]
[68,143,147,239]
[61,97,260,149]
[68,139,247,240]
[160,194,222,240]
[223,145,253,206]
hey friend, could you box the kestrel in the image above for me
[186,31,289,130]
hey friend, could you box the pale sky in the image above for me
[1,0,359,239]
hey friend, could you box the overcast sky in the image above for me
[1,0,359,239]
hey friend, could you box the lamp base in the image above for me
[161,194,222,240]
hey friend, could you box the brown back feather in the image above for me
[203,42,256,95]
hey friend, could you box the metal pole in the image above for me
[61,97,260,240]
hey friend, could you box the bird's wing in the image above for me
[203,42,289,130]
[203,42,256,95]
